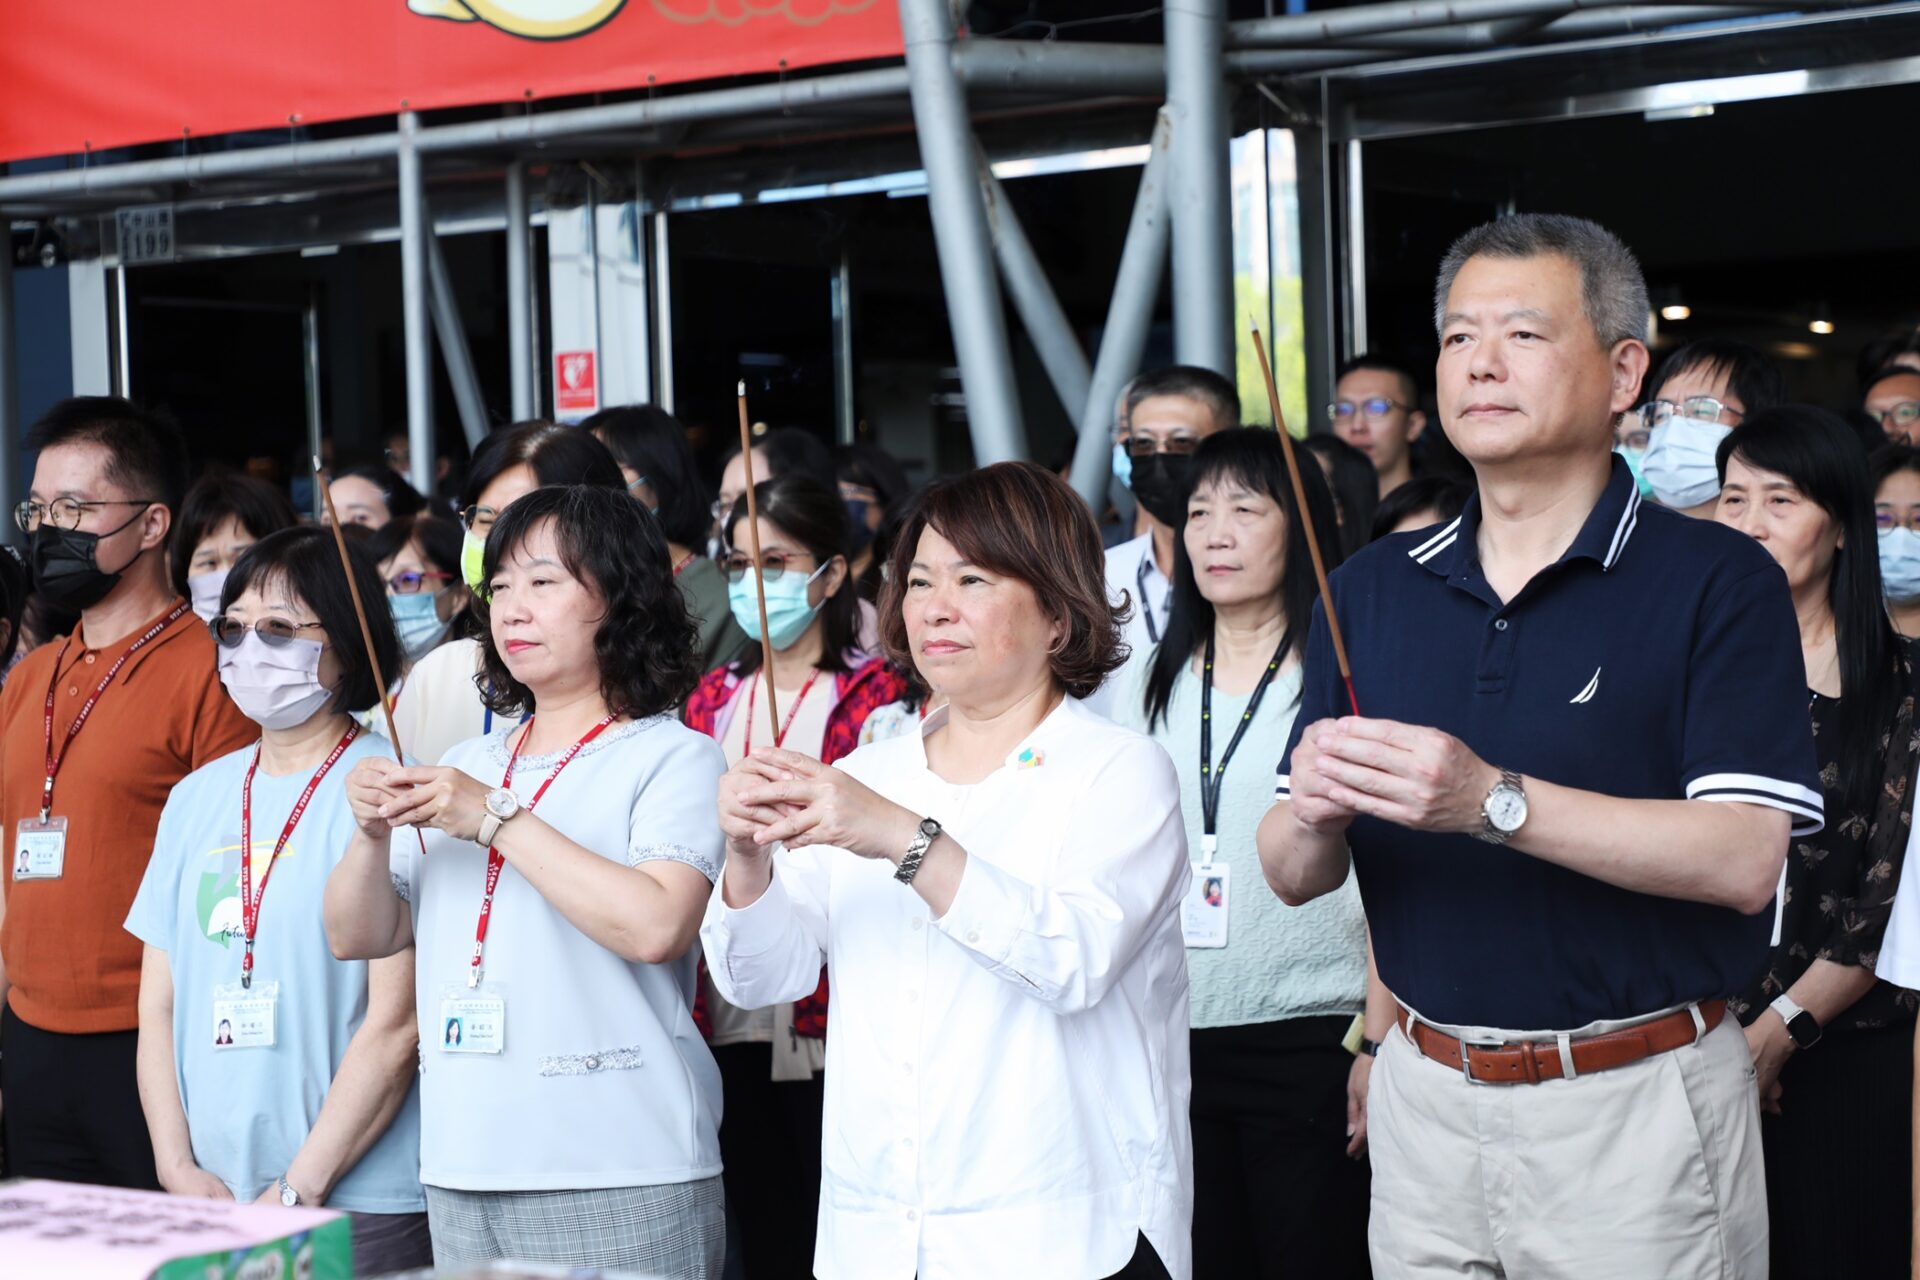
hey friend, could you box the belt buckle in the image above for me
[1458,1033,1506,1085]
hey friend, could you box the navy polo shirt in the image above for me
[1276,456,1823,1031]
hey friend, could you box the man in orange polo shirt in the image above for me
[0,398,254,1187]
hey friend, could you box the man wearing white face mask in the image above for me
[1638,338,1786,517]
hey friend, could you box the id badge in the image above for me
[1182,863,1230,949]
[438,984,506,1055]
[12,816,67,881]
[211,980,278,1049]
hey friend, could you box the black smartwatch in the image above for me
[1358,1037,1381,1059]
[1769,994,1822,1049]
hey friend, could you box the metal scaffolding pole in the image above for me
[1069,111,1174,508]
[1226,0,1811,45]
[651,209,674,414]
[978,160,1092,428]
[831,249,857,447]
[1167,0,1234,376]
[397,111,435,499]
[424,212,490,450]
[0,225,16,518]
[505,161,535,422]
[899,0,1025,464]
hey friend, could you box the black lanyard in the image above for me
[1198,632,1287,862]
[1137,553,1161,645]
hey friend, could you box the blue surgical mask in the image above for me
[1613,444,1654,500]
[388,591,448,661]
[1641,416,1732,510]
[1880,527,1920,604]
[1112,441,1133,491]
[728,562,829,650]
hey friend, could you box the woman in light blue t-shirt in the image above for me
[1112,428,1376,1279]
[128,526,428,1274]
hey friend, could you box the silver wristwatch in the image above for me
[476,788,521,847]
[278,1175,300,1207]
[895,817,942,885]
[1476,769,1528,845]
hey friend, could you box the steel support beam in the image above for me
[899,0,1025,464]
[1342,139,1368,357]
[651,210,674,413]
[978,159,1092,429]
[1227,0,1825,46]
[0,227,16,519]
[952,40,1167,96]
[424,209,490,450]
[1069,111,1174,508]
[397,111,435,499]
[831,249,857,447]
[505,161,535,422]
[1167,0,1235,376]
[302,292,325,521]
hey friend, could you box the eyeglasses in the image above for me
[387,570,453,595]
[1120,435,1201,459]
[627,475,651,496]
[1327,397,1410,422]
[1875,509,1920,532]
[209,616,326,648]
[1646,396,1742,427]
[1617,427,1651,450]
[14,497,158,534]
[712,496,740,523]
[458,505,500,535]
[724,551,818,583]
[1872,401,1920,431]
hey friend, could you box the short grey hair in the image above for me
[1433,213,1649,348]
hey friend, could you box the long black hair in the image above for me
[724,473,860,676]
[581,404,713,550]
[1300,433,1379,558]
[1143,429,1344,731]
[1718,405,1902,814]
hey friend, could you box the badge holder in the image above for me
[438,980,508,1055]
[1181,834,1230,949]
[211,980,279,1049]
[12,815,67,881]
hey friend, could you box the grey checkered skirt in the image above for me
[424,1176,724,1278]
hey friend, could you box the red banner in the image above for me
[0,0,901,164]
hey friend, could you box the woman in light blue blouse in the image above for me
[1113,428,1374,1278]
[128,527,428,1273]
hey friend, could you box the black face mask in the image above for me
[1128,453,1194,528]
[30,508,147,611]
[843,499,877,556]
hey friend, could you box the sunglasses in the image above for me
[210,616,326,649]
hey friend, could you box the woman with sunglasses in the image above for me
[127,527,428,1272]
[388,422,625,770]
[682,472,907,1280]
[367,514,469,669]
[325,485,726,1275]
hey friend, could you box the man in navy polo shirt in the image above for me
[1257,214,1820,1280]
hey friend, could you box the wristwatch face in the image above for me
[1786,1011,1821,1047]
[918,818,942,840]
[486,789,519,820]
[1486,784,1528,833]
[279,1181,298,1206]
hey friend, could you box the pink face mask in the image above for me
[217,632,334,730]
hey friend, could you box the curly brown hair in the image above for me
[877,461,1128,700]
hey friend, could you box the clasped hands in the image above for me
[1288,717,1501,837]
[346,757,497,844]
[718,748,918,864]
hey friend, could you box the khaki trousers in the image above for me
[1368,1011,1767,1279]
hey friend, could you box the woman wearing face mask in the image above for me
[1612,407,1655,500]
[583,403,748,672]
[388,422,626,770]
[1713,406,1916,1279]
[836,441,912,602]
[126,527,429,1272]
[324,485,726,1275]
[682,473,908,1280]
[171,474,300,622]
[1111,430,1373,1278]
[1871,446,1920,638]
[367,515,469,672]
[1638,338,1786,516]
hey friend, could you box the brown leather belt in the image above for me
[1394,1000,1725,1085]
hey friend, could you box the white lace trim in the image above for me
[537,1046,646,1077]
[481,714,670,770]
[629,841,719,882]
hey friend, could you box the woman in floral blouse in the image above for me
[1714,406,1915,1277]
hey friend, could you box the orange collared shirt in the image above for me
[0,600,256,1033]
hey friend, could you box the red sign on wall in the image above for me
[554,350,598,414]
[0,0,900,164]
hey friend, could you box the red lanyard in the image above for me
[743,668,823,756]
[238,723,360,989]
[671,552,696,578]
[40,601,190,820]
[470,712,617,987]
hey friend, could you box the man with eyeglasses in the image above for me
[0,398,254,1188]
[1636,338,1786,518]
[1864,365,1920,447]
[1330,355,1428,500]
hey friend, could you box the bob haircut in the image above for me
[461,421,625,512]
[1144,429,1343,731]
[473,485,701,720]
[334,465,427,522]
[169,472,300,596]
[581,404,713,549]
[724,474,860,675]
[878,461,1125,700]
[220,526,401,717]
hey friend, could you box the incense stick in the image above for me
[736,382,782,735]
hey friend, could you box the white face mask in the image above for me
[217,632,334,731]
[1641,416,1733,510]
[187,570,228,622]
[1880,527,1920,604]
